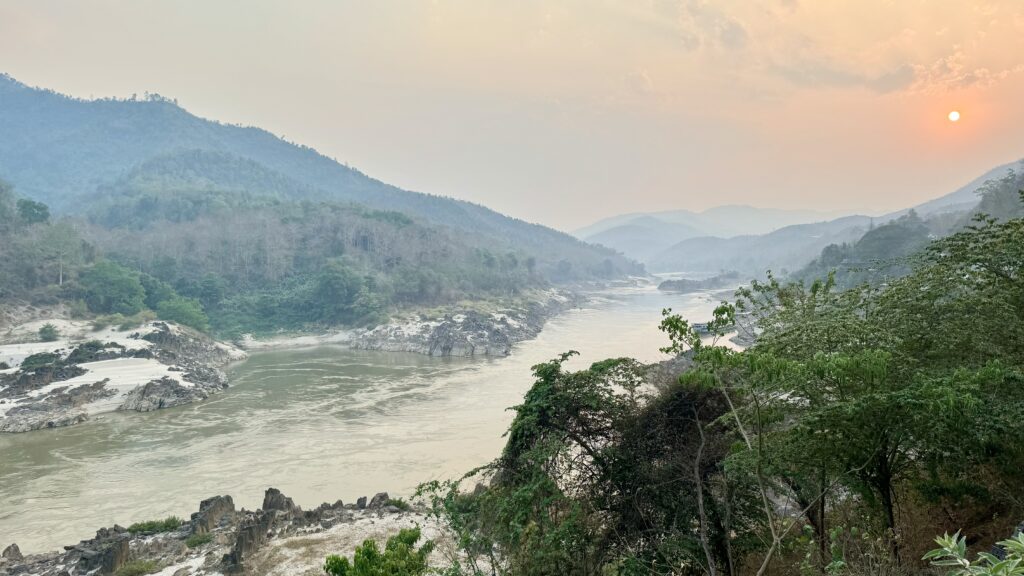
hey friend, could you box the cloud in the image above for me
[772,59,916,93]
[672,1,749,51]
[637,0,1024,94]
[626,69,655,94]
[910,50,1022,92]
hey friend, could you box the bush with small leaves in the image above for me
[126,516,182,535]
[19,352,60,372]
[389,497,411,511]
[184,532,213,548]
[324,527,434,576]
[114,560,160,576]
[38,323,59,342]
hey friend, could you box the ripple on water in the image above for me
[0,286,726,552]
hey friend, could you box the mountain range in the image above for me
[0,73,639,282]
[576,159,1023,274]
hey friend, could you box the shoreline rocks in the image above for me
[242,288,582,358]
[0,321,245,433]
[0,488,439,576]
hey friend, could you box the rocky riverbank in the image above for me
[241,288,582,358]
[0,320,245,433]
[0,488,444,576]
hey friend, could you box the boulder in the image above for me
[368,492,389,509]
[2,543,23,561]
[222,511,273,572]
[191,495,235,534]
[356,496,367,509]
[76,534,129,575]
[262,488,299,514]
[120,377,210,412]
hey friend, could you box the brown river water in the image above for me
[0,285,729,552]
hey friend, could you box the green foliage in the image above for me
[65,340,115,364]
[421,353,764,575]
[114,560,160,576]
[16,198,49,224]
[79,260,146,315]
[126,516,182,534]
[19,352,60,372]
[69,299,89,318]
[389,497,411,511]
[139,273,176,310]
[38,323,59,342]
[323,527,434,576]
[156,296,209,332]
[184,532,213,548]
[90,310,157,332]
[428,197,1024,575]
[924,532,1024,575]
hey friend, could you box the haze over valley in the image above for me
[1,3,1024,576]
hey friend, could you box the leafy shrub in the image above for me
[324,527,434,576]
[68,299,89,319]
[90,315,115,331]
[65,340,106,363]
[184,532,213,548]
[118,310,156,331]
[924,531,1024,575]
[38,323,59,342]
[156,296,209,332]
[126,516,182,534]
[389,497,411,511]
[20,352,60,372]
[114,560,159,576]
[92,311,155,332]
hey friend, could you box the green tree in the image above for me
[16,198,50,224]
[312,260,364,323]
[156,296,209,332]
[139,273,177,310]
[79,260,146,315]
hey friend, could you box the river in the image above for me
[0,284,730,552]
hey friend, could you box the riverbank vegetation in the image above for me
[412,190,1024,575]
[0,175,636,339]
[0,75,642,340]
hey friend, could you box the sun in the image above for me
[948,110,961,122]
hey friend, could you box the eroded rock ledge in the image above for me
[351,293,578,357]
[0,488,439,576]
[243,289,583,358]
[0,321,246,433]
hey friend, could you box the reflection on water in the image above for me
[0,285,729,552]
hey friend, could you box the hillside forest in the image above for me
[411,185,1024,575]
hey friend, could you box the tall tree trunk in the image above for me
[692,407,717,576]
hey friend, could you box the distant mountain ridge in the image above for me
[575,205,859,265]
[577,158,1023,275]
[648,215,873,275]
[0,73,640,281]
[575,204,852,240]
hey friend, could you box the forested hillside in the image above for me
[0,174,609,336]
[417,187,1024,576]
[0,74,639,284]
[798,163,1024,288]
[0,73,648,337]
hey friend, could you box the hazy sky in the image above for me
[2,1,1023,230]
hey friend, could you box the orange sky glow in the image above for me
[1,0,1022,229]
